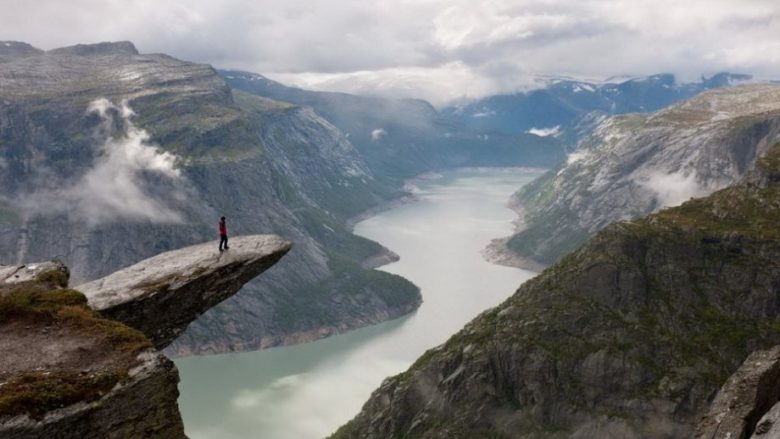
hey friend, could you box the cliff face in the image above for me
[0,235,289,438]
[0,41,421,356]
[331,145,780,439]
[503,84,780,268]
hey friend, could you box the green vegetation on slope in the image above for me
[0,269,152,419]
[273,253,420,332]
[0,371,128,420]
[505,166,592,266]
[134,96,262,160]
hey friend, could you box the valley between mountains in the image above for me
[2,39,780,439]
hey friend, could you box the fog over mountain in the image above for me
[1,0,779,105]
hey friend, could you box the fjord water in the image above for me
[175,167,541,439]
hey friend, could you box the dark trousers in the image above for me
[219,234,229,250]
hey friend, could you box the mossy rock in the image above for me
[0,277,153,420]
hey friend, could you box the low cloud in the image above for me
[640,170,709,208]
[1,1,779,105]
[22,99,184,226]
[370,128,387,141]
[565,150,589,165]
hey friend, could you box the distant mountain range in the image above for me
[440,73,754,138]
[220,70,564,182]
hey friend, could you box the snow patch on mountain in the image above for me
[527,126,561,137]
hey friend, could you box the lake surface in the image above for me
[175,167,542,439]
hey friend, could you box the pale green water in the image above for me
[175,167,542,439]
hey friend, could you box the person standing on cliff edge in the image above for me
[219,216,229,252]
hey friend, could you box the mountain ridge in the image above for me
[499,83,780,269]
[440,72,755,138]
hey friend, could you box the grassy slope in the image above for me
[0,269,152,419]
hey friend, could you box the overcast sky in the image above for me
[2,0,779,105]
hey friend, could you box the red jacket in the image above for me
[219,221,227,236]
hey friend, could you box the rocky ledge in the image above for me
[0,235,291,439]
[77,235,292,349]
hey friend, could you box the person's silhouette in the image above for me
[218,216,229,251]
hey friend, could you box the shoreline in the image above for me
[482,236,548,272]
[481,193,549,273]
[346,190,419,270]
[348,166,552,274]
[346,193,419,232]
[347,166,548,232]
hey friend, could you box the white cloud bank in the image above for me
[566,150,589,165]
[22,99,184,226]
[1,0,779,105]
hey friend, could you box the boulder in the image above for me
[0,261,68,285]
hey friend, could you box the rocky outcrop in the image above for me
[753,405,780,438]
[695,346,780,439]
[0,236,290,438]
[47,41,139,57]
[503,84,780,268]
[331,144,780,438]
[77,235,292,349]
[0,352,185,439]
[0,261,66,284]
